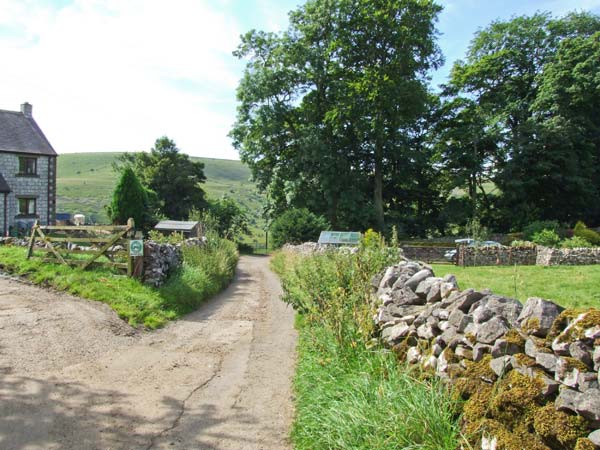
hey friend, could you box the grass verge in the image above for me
[432,264,600,309]
[273,249,461,450]
[0,238,238,328]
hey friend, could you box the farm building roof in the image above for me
[0,104,57,156]
[0,172,10,193]
[154,220,199,232]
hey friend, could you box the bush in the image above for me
[147,229,185,244]
[270,208,329,248]
[573,221,600,246]
[560,236,593,248]
[523,220,563,240]
[531,229,561,247]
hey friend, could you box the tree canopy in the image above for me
[232,5,600,236]
[120,137,207,220]
[231,0,443,232]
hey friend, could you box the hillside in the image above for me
[56,152,266,239]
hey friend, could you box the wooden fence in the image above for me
[26,218,138,275]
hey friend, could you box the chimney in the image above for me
[21,102,32,117]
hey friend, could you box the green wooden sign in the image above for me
[129,239,144,257]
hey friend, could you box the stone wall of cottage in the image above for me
[374,260,600,448]
[0,152,53,231]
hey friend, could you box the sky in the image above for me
[1,0,599,160]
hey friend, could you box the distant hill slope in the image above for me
[56,152,265,238]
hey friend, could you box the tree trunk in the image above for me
[374,142,385,232]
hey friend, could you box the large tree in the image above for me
[120,137,207,220]
[446,11,600,228]
[231,0,443,231]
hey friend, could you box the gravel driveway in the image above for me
[0,255,297,450]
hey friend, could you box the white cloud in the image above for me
[0,0,243,158]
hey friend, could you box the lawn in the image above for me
[431,264,600,310]
[0,240,238,328]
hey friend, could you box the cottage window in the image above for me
[18,197,36,216]
[18,157,37,175]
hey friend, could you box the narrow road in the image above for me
[0,255,297,450]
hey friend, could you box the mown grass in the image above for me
[273,249,461,450]
[431,264,600,310]
[0,239,238,328]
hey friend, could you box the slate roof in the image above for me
[154,220,199,232]
[0,172,9,193]
[0,108,57,156]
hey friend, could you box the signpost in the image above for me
[129,239,144,257]
[128,239,144,278]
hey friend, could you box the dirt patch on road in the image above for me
[0,256,297,450]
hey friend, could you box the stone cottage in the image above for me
[0,103,57,236]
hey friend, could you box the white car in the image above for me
[444,239,501,262]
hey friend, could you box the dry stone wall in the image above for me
[400,245,453,263]
[458,245,537,266]
[373,259,600,449]
[537,246,600,266]
[282,242,359,255]
[142,241,182,287]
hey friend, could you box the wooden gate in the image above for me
[26,218,137,275]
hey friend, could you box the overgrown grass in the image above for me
[273,248,461,450]
[432,264,600,310]
[0,239,238,328]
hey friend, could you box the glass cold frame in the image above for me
[318,231,361,245]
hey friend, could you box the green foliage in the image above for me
[573,221,600,245]
[160,235,239,315]
[447,12,600,229]
[118,137,207,220]
[432,264,600,310]
[0,240,237,328]
[560,236,593,248]
[360,228,383,250]
[147,229,185,245]
[190,196,250,239]
[531,229,561,247]
[107,166,154,229]
[231,0,443,231]
[273,248,460,449]
[270,208,329,248]
[465,217,489,241]
[523,220,563,240]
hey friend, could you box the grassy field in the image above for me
[0,239,238,328]
[432,264,600,310]
[57,152,266,241]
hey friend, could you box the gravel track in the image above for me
[0,255,297,450]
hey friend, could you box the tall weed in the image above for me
[273,237,461,449]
